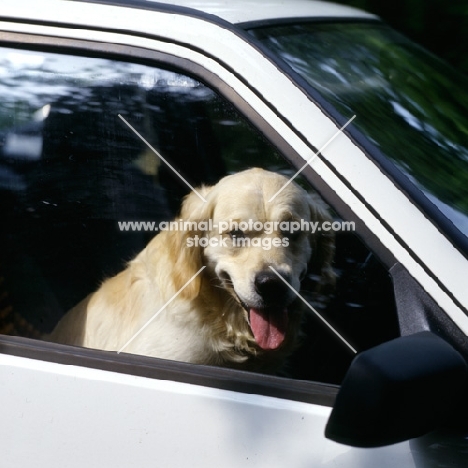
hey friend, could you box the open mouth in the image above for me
[248,305,289,351]
[219,271,289,351]
[235,297,288,351]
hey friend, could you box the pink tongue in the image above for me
[249,307,288,350]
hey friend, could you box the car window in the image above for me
[0,46,399,384]
[250,22,468,248]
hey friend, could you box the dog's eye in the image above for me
[229,229,245,239]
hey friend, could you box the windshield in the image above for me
[250,22,468,247]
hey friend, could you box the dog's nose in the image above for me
[254,271,291,303]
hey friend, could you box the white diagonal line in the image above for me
[269,266,357,354]
[118,114,207,203]
[268,115,356,202]
[117,266,206,354]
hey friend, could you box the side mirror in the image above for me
[325,332,468,448]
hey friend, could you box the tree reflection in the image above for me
[252,22,468,236]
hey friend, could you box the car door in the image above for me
[0,2,467,467]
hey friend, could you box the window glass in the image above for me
[250,22,468,245]
[0,47,398,383]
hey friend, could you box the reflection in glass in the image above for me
[251,23,468,242]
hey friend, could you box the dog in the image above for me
[47,168,335,374]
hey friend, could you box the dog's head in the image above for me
[168,168,334,356]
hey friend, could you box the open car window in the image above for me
[0,46,399,385]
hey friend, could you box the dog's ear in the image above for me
[167,185,215,300]
[179,185,213,220]
[308,192,336,290]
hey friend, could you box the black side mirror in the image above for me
[325,332,468,448]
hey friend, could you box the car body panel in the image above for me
[0,352,416,468]
[144,0,378,24]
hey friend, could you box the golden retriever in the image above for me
[47,168,334,373]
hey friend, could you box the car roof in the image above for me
[82,0,377,25]
[1,0,377,31]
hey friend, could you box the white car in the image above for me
[0,1,467,466]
